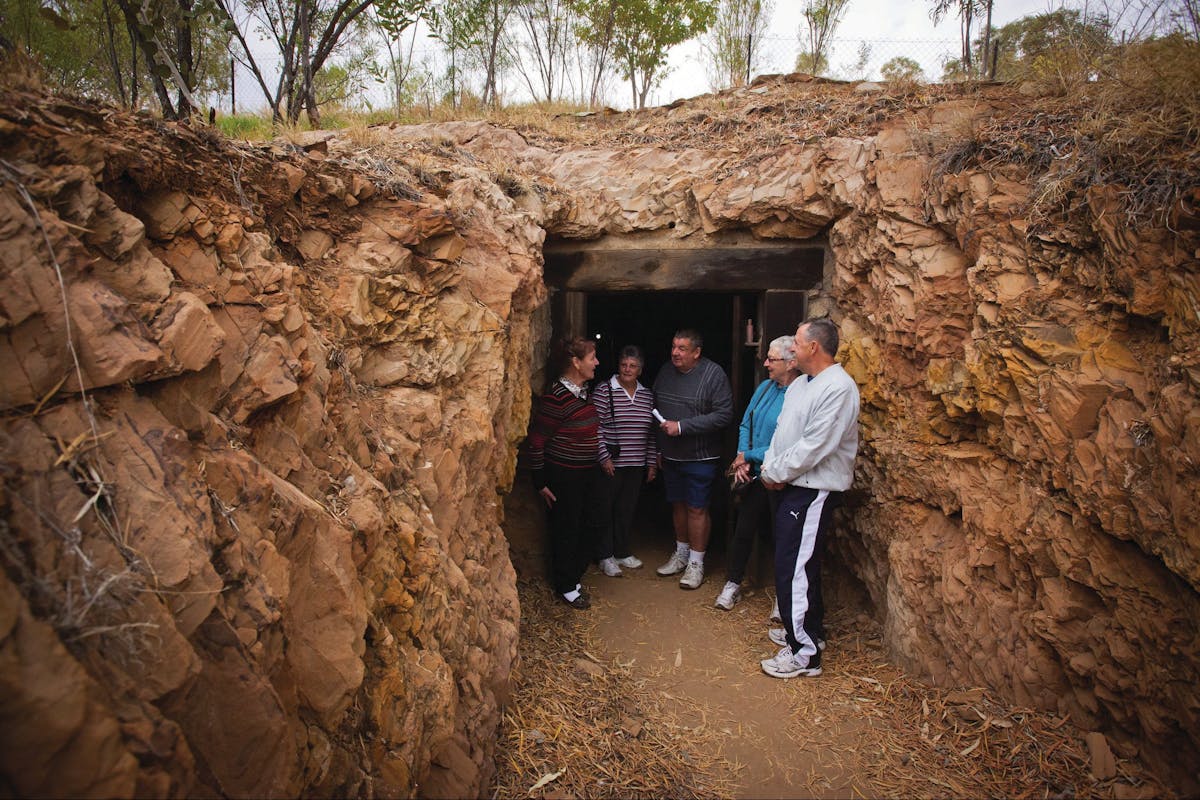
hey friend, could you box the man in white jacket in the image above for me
[759,318,860,678]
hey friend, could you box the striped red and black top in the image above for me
[527,380,603,488]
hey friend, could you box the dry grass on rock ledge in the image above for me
[493,578,1171,799]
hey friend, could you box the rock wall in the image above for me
[411,83,1199,790]
[0,90,543,797]
[1,79,1197,796]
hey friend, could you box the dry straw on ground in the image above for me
[494,578,1171,799]
[492,578,741,799]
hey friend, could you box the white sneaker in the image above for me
[714,581,740,610]
[616,555,643,569]
[769,598,781,622]
[599,557,623,577]
[679,561,704,590]
[656,552,689,576]
[761,646,822,678]
[769,627,826,650]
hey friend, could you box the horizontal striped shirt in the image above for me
[652,357,733,462]
[527,380,603,488]
[593,376,658,468]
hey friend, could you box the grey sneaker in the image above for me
[769,627,826,650]
[679,561,704,590]
[761,646,822,678]
[714,581,740,610]
[616,555,643,569]
[599,557,623,577]
[656,551,689,576]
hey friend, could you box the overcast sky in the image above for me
[651,0,1058,106]
[227,0,1061,113]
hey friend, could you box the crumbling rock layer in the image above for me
[405,82,1199,791]
[0,90,543,797]
[1,77,1198,797]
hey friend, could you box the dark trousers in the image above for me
[725,479,779,585]
[599,466,645,560]
[545,463,608,594]
[774,486,840,666]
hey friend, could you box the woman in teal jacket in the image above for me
[714,335,799,611]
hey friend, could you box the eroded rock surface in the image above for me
[1,77,1197,796]
[408,82,1199,791]
[0,89,542,797]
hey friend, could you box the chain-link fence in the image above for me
[748,35,961,84]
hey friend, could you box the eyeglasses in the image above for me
[765,357,786,362]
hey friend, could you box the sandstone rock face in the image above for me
[1,80,1196,796]
[0,91,542,797]
[414,86,1198,790]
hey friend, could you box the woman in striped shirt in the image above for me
[527,336,609,609]
[592,345,659,577]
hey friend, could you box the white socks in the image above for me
[689,550,705,565]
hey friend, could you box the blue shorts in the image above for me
[662,460,720,508]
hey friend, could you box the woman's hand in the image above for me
[601,460,615,477]
[646,464,658,483]
[539,487,557,507]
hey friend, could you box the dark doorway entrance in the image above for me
[582,291,748,552]
[586,292,734,391]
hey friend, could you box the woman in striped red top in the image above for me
[592,345,659,577]
[527,336,609,609]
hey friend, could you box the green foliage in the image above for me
[608,0,716,108]
[798,0,849,77]
[880,55,924,82]
[793,49,827,74]
[703,0,774,90]
[0,0,230,114]
[215,112,275,140]
[989,9,1112,85]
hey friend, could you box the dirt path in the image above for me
[583,557,868,798]
[494,479,1167,799]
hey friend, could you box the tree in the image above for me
[214,0,390,125]
[794,49,827,73]
[3,0,229,117]
[428,0,485,108]
[929,0,993,78]
[571,0,620,106]
[369,0,428,111]
[609,0,715,109]
[988,9,1112,82]
[880,54,923,81]
[702,0,773,90]
[509,0,575,103]
[798,0,849,78]
[469,0,517,106]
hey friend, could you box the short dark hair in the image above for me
[802,318,839,358]
[549,335,595,378]
[618,345,644,365]
[673,329,703,350]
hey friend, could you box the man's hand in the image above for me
[539,487,557,507]
[761,479,785,490]
[661,420,682,436]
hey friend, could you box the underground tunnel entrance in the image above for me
[534,232,829,561]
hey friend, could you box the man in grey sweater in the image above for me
[652,329,733,590]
